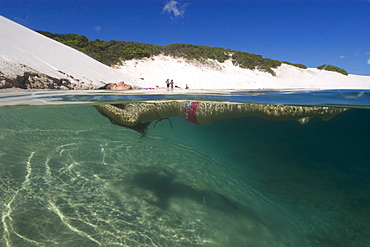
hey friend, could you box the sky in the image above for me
[1,0,369,76]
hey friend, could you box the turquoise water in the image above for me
[0,89,369,246]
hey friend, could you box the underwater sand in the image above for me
[0,90,369,246]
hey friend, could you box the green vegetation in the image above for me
[37,31,347,76]
[162,44,230,63]
[37,31,162,66]
[317,64,348,76]
[231,51,282,76]
[282,61,307,69]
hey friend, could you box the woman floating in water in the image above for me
[95,101,347,137]
[99,81,133,90]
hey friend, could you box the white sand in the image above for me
[119,55,370,90]
[1,15,369,90]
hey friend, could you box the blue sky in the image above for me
[1,0,369,75]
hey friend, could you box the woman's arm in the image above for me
[95,104,140,126]
[95,102,187,126]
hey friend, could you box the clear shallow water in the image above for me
[0,89,369,246]
[1,89,370,107]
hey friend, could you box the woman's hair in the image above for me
[98,84,109,90]
[108,118,151,138]
[97,104,151,138]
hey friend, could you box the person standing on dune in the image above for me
[170,80,174,89]
[165,79,170,88]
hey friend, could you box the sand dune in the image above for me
[119,55,370,90]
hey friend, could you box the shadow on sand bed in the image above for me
[129,168,294,242]
[131,169,239,212]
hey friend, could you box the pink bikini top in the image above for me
[184,102,200,125]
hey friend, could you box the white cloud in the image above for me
[94,26,101,33]
[163,1,189,18]
[367,58,370,65]
[339,56,346,59]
